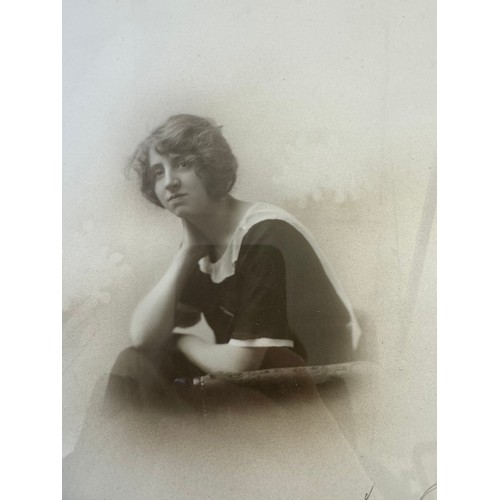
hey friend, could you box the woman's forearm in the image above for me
[177,335,267,374]
[130,248,201,349]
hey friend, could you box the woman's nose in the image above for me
[164,168,180,190]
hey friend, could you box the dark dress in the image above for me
[176,217,356,365]
[104,202,360,411]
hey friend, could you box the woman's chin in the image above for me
[169,206,194,219]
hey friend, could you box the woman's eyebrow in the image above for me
[149,154,183,170]
[171,155,184,165]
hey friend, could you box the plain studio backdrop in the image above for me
[63,0,435,498]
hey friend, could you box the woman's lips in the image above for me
[168,193,187,202]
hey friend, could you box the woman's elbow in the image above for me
[130,330,145,349]
[129,328,165,351]
[129,315,163,350]
[129,324,147,349]
[129,313,145,347]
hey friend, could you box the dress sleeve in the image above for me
[228,223,294,348]
[229,220,354,365]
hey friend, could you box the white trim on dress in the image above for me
[228,338,295,348]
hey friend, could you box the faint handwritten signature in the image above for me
[363,482,436,499]
[419,483,437,499]
[364,484,374,499]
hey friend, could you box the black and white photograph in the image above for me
[62,1,436,498]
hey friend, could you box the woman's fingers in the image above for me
[181,219,209,256]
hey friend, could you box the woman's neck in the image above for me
[186,196,252,247]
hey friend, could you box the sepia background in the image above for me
[63,0,435,498]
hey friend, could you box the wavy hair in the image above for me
[127,114,238,208]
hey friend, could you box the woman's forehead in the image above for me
[148,145,180,165]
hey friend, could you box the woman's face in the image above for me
[149,146,213,218]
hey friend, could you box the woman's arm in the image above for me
[130,221,207,349]
[177,335,267,373]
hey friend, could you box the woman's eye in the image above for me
[153,168,164,178]
[177,161,188,169]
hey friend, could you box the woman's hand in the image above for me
[180,219,210,259]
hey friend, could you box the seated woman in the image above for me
[106,114,361,412]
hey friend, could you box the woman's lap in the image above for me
[64,345,374,500]
[104,342,320,416]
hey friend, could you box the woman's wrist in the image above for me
[177,243,207,262]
